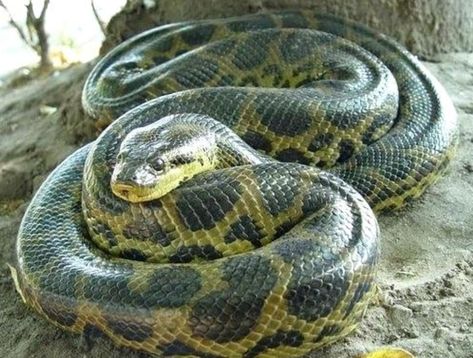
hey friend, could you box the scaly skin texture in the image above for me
[13,10,457,357]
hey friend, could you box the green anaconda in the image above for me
[13,10,457,358]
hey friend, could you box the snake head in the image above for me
[111,114,218,203]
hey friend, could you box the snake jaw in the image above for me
[111,161,169,202]
[111,179,149,203]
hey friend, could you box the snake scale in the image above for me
[13,10,457,357]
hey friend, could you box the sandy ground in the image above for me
[0,52,472,358]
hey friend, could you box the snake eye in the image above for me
[151,158,166,173]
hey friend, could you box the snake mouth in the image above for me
[111,182,138,202]
[111,181,168,203]
[111,162,167,202]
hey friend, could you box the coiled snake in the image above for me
[13,10,457,357]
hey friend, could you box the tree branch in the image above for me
[91,0,106,34]
[39,0,50,20]
[1,0,52,71]
[0,0,29,44]
[25,0,52,70]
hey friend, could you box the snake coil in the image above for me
[13,10,457,357]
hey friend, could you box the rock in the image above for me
[434,327,451,339]
[389,304,414,328]
[0,159,33,200]
[408,302,423,312]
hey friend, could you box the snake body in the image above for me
[13,10,457,357]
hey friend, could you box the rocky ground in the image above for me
[0,52,472,358]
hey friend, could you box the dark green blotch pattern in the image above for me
[274,219,298,238]
[207,38,237,56]
[83,323,105,339]
[387,154,417,181]
[361,113,392,144]
[122,220,172,247]
[285,263,349,322]
[174,49,188,57]
[253,165,301,216]
[238,75,260,87]
[85,181,128,215]
[220,256,276,289]
[173,57,220,88]
[254,95,312,136]
[81,266,200,308]
[216,74,236,86]
[308,133,334,152]
[39,299,77,327]
[337,139,356,163]
[224,215,264,247]
[151,55,169,66]
[275,238,349,322]
[90,222,118,247]
[275,148,311,165]
[172,154,194,165]
[96,195,128,215]
[301,186,332,217]
[81,268,139,305]
[313,324,343,343]
[279,31,317,63]
[153,35,173,52]
[313,90,368,130]
[180,23,216,46]
[274,237,321,264]
[175,175,242,231]
[262,64,283,85]
[281,79,291,88]
[159,340,224,357]
[120,248,149,261]
[231,35,270,71]
[189,255,277,342]
[243,330,304,358]
[106,317,153,342]
[241,130,272,153]
[143,267,202,307]
[343,281,371,319]
[189,292,267,343]
[169,244,223,263]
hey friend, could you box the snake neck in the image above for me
[214,128,271,168]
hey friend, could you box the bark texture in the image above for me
[102,0,473,57]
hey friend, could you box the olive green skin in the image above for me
[14,10,457,358]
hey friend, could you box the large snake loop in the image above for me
[13,10,457,357]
